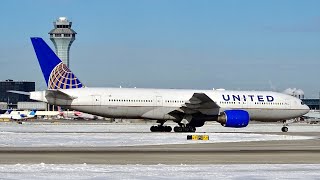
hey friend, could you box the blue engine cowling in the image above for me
[222,110,250,128]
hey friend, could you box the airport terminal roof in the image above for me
[0,79,34,83]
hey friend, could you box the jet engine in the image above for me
[217,110,250,128]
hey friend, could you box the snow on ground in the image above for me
[0,122,318,133]
[0,131,312,147]
[0,122,315,147]
[0,164,319,180]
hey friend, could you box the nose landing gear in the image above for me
[281,126,288,132]
[282,120,289,132]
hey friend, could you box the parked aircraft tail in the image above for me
[4,109,13,115]
[19,110,37,118]
[29,109,37,116]
[30,37,84,89]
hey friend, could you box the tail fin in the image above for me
[4,109,13,115]
[57,106,64,116]
[30,37,84,89]
[29,110,37,116]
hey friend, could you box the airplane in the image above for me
[0,109,13,118]
[12,37,310,132]
[73,111,98,120]
[0,110,37,121]
[57,106,98,120]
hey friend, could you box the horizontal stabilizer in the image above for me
[7,91,31,96]
[45,90,77,100]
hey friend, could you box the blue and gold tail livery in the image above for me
[31,37,83,89]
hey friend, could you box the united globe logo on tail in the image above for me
[49,63,83,89]
[31,37,84,90]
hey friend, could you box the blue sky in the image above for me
[0,0,320,97]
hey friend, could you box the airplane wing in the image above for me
[7,90,31,96]
[178,93,220,115]
[45,90,77,100]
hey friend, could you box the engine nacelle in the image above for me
[217,110,249,128]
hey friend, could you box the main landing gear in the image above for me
[282,120,289,132]
[150,120,172,132]
[149,121,197,133]
[173,123,196,133]
[150,125,172,132]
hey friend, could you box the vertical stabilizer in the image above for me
[29,110,37,116]
[30,37,83,89]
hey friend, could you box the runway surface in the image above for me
[0,121,319,164]
[1,164,320,179]
[0,138,319,164]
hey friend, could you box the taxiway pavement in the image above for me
[0,122,319,164]
[0,133,319,164]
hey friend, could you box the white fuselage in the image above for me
[0,112,35,120]
[30,88,309,122]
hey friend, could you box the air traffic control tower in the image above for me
[49,17,76,67]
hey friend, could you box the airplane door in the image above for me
[153,96,164,119]
[156,96,163,107]
[242,99,249,109]
[92,95,101,106]
[286,98,291,109]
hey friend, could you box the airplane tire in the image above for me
[281,126,288,132]
[184,126,190,132]
[188,126,196,132]
[174,126,196,132]
[150,126,156,132]
[158,126,165,132]
[165,126,172,132]
[151,126,172,132]
[174,126,182,132]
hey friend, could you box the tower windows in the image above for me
[57,25,70,28]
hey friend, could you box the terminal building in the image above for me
[0,79,35,109]
[302,99,319,110]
